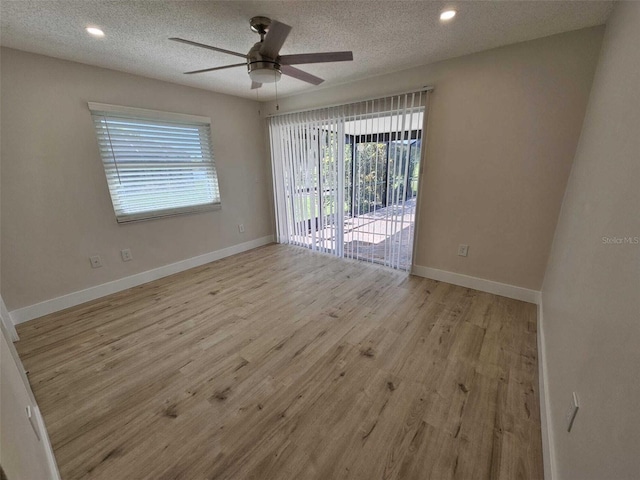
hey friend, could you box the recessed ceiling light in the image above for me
[440,9,457,21]
[86,27,105,37]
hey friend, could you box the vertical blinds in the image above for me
[89,103,221,223]
[270,109,345,256]
[268,90,429,271]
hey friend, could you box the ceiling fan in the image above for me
[170,16,353,90]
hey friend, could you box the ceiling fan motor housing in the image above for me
[247,41,282,83]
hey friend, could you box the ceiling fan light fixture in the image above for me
[440,9,457,21]
[249,65,282,83]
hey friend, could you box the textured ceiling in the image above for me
[0,1,613,100]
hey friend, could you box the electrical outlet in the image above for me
[458,244,469,257]
[565,391,580,432]
[89,255,102,268]
[121,249,133,262]
[238,224,245,233]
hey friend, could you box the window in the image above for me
[268,90,428,271]
[89,103,221,223]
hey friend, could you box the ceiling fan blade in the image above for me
[184,63,246,75]
[170,37,247,59]
[259,21,292,59]
[251,81,263,90]
[279,51,353,65]
[281,65,324,85]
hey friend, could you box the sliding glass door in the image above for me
[269,91,429,271]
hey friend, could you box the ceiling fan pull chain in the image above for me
[275,70,280,111]
[257,87,261,116]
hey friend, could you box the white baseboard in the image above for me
[1,322,61,479]
[0,294,19,341]
[537,299,556,480]
[10,235,274,325]
[411,265,540,304]
[35,404,62,480]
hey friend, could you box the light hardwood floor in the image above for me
[15,244,543,480]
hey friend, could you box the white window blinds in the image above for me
[268,90,429,271]
[89,103,221,223]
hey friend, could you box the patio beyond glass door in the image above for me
[269,91,428,271]
[345,136,421,270]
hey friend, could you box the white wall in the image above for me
[540,2,640,479]
[0,297,16,342]
[263,27,604,291]
[0,48,274,311]
[0,320,60,479]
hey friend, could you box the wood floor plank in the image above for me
[15,244,543,480]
